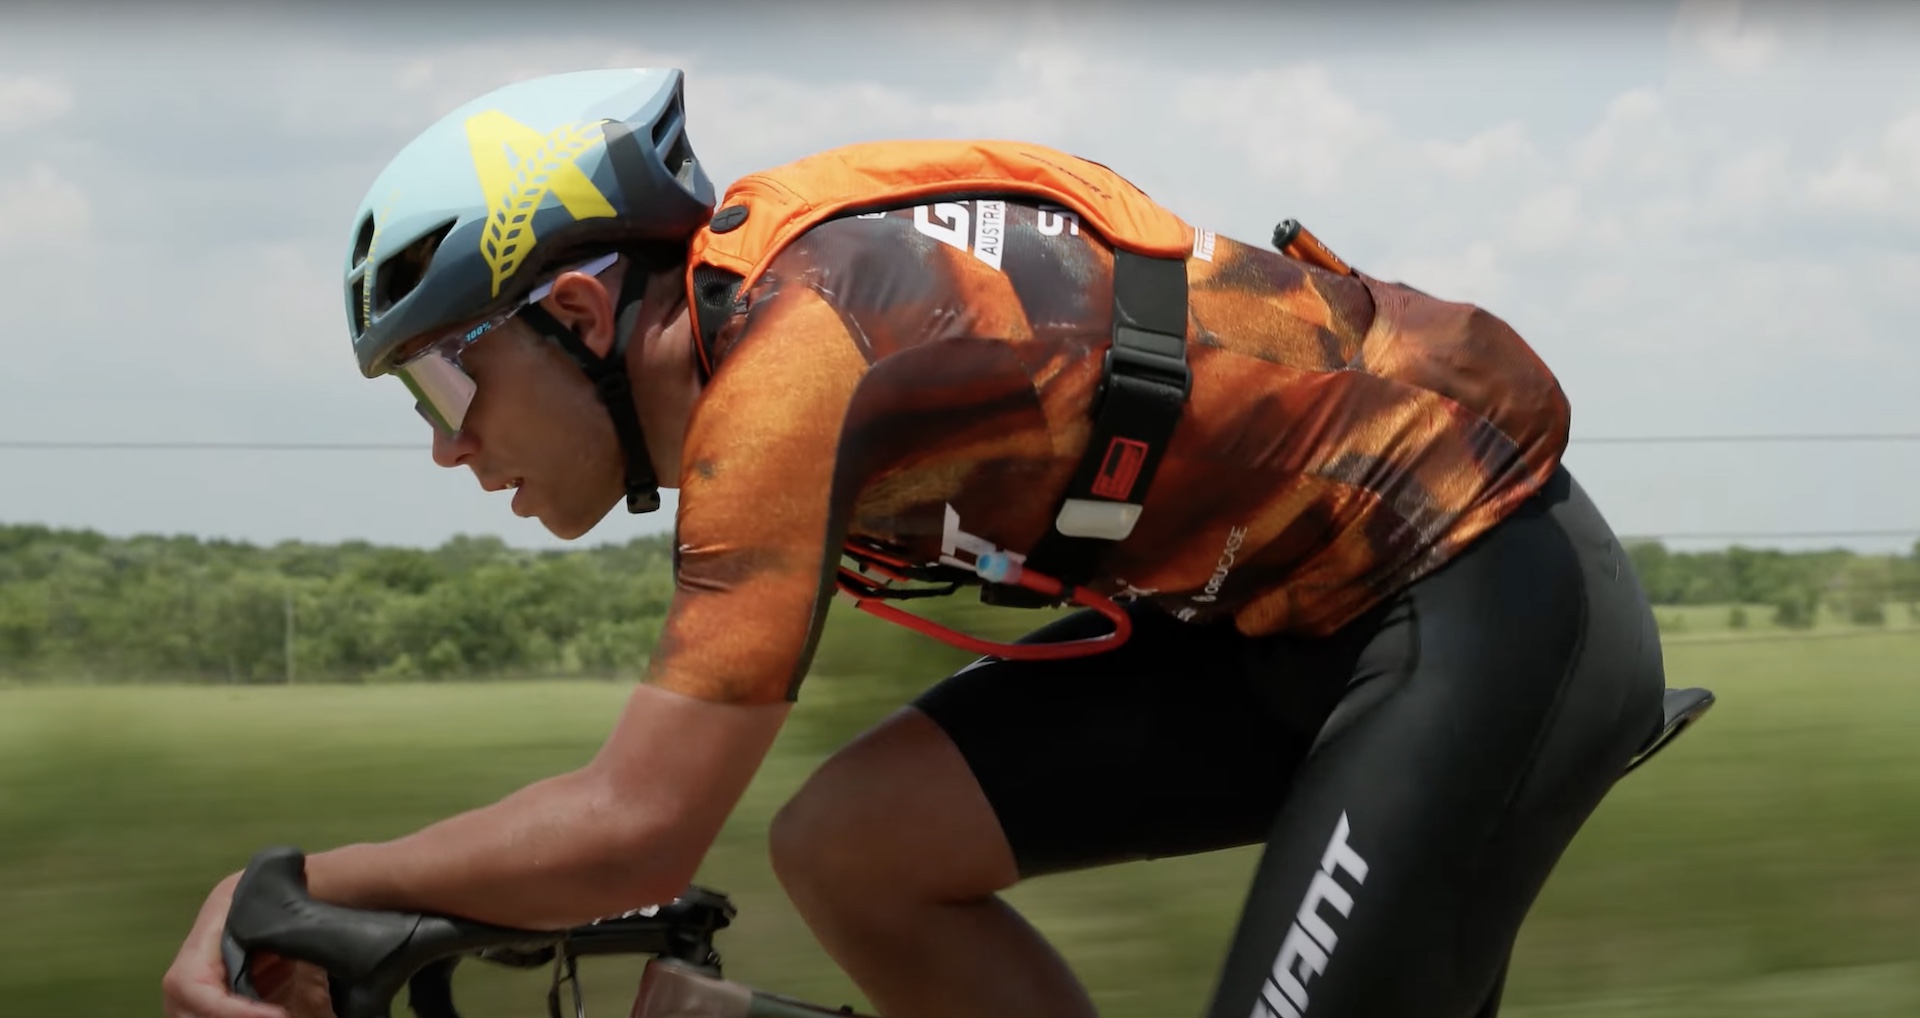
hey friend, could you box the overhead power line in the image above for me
[1623,529,1919,542]
[1571,432,1920,446]
[0,440,417,451]
[3,432,1919,452]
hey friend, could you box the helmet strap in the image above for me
[518,255,663,514]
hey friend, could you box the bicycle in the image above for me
[219,686,1716,1018]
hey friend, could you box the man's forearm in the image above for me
[282,684,789,933]
[300,765,706,931]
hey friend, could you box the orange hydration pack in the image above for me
[679,139,1353,660]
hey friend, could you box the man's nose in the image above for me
[430,425,479,468]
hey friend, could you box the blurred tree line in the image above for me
[0,522,1915,684]
[1625,540,1920,629]
[0,525,675,683]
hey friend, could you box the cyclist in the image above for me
[163,68,1667,1018]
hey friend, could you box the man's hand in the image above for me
[251,955,334,1018]
[161,872,330,1018]
[160,685,790,1016]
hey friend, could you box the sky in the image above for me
[0,0,1916,553]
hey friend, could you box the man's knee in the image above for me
[768,761,853,898]
[768,708,1019,907]
[768,725,921,900]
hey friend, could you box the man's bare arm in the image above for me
[300,683,790,931]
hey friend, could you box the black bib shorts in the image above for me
[914,467,1667,1017]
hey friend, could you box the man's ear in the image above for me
[542,263,622,358]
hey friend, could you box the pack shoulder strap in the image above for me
[983,249,1189,606]
[997,220,1356,603]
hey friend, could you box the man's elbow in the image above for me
[574,780,711,915]
[582,839,705,916]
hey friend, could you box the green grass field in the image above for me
[3,626,1919,1016]
[1651,601,1920,641]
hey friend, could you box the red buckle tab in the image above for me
[1090,437,1149,500]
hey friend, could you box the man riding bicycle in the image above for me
[163,68,1668,1018]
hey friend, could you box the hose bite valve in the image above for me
[973,551,1023,586]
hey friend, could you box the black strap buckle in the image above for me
[1098,325,1191,410]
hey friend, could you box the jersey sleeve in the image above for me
[643,283,870,706]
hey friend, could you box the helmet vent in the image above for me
[651,94,682,148]
[663,133,694,187]
[653,95,697,185]
[349,277,368,338]
[372,219,456,315]
[351,215,377,268]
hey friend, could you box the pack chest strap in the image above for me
[985,249,1190,606]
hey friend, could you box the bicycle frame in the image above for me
[626,958,875,1018]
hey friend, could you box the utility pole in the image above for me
[284,587,295,685]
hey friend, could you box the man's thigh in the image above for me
[912,603,1370,879]
[1200,475,1665,1018]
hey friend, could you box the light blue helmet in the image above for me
[343,68,715,378]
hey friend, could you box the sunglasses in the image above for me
[394,251,621,435]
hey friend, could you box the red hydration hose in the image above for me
[836,551,1132,660]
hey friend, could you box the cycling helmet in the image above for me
[342,68,715,513]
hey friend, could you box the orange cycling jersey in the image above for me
[649,178,1570,707]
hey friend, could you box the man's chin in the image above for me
[530,497,619,542]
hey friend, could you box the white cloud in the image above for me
[925,48,1117,141]
[1175,64,1390,194]
[1866,109,1917,178]
[1703,141,1793,220]
[274,43,1127,188]
[1873,251,1920,308]
[1572,87,1689,184]
[0,74,74,133]
[405,43,701,122]
[1503,184,1591,254]
[679,72,924,173]
[1570,270,1634,312]
[1673,0,1785,74]
[1420,121,1542,180]
[266,41,698,142]
[188,243,348,378]
[686,49,1210,195]
[1370,241,1508,307]
[1808,109,1920,220]
[1621,195,1696,243]
[1807,154,1892,209]
[1705,258,1882,358]
[0,162,91,252]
